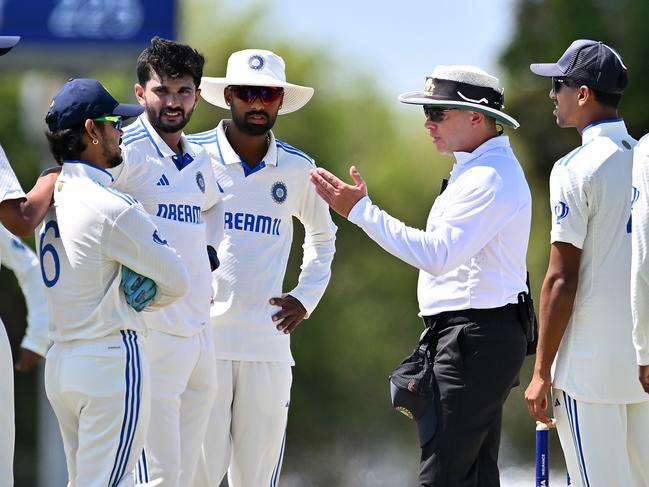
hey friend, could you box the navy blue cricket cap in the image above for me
[390,380,437,446]
[530,39,628,94]
[46,78,143,132]
[0,36,19,56]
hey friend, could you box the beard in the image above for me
[231,109,277,136]
[146,103,194,133]
[104,147,123,168]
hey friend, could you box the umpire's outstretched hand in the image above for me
[270,294,307,334]
[309,166,367,218]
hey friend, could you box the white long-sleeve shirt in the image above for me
[40,161,189,343]
[632,132,649,366]
[0,225,50,356]
[188,121,337,364]
[113,115,224,337]
[348,135,531,317]
[0,144,24,202]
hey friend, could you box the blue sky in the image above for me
[225,0,518,100]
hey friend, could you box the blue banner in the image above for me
[0,0,175,45]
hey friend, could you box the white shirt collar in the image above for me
[135,114,197,158]
[61,160,114,185]
[453,135,510,166]
[215,120,278,166]
[581,118,627,145]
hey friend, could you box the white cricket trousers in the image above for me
[195,360,292,487]
[553,388,649,487]
[0,320,13,487]
[45,331,150,487]
[134,327,216,487]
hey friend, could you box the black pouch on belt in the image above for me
[389,327,437,446]
[517,272,538,355]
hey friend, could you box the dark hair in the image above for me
[44,119,87,164]
[564,77,624,109]
[136,36,205,89]
[592,89,623,109]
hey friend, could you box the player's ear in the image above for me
[134,83,145,106]
[224,86,232,106]
[84,119,100,143]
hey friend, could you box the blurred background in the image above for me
[2,0,649,485]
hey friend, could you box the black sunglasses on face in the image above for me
[552,77,579,93]
[423,106,450,122]
[230,85,284,105]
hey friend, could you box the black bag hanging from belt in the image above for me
[388,327,437,446]
[517,272,538,355]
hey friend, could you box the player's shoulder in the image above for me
[275,138,314,169]
[636,133,649,151]
[121,118,151,149]
[186,128,219,147]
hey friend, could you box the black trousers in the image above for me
[418,305,527,487]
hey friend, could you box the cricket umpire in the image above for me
[310,65,531,486]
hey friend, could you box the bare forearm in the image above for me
[534,273,578,378]
[0,170,58,236]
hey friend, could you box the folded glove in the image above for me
[121,266,157,312]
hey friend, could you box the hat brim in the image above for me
[200,76,314,115]
[112,103,144,120]
[0,36,19,57]
[398,91,520,129]
[529,62,565,78]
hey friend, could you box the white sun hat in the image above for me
[200,49,314,115]
[398,65,519,129]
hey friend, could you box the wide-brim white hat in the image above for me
[398,65,519,129]
[200,49,314,115]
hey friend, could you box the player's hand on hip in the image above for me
[270,294,307,334]
[121,266,157,312]
[639,365,649,394]
[15,347,44,372]
[524,374,553,424]
[309,165,367,218]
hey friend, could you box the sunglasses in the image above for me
[230,85,284,105]
[551,77,578,93]
[423,106,450,122]
[93,115,123,130]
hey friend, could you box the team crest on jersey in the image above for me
[248,54,265,70]
[196,171,205,193]
[554,201,569,224]
[271,181,287,204]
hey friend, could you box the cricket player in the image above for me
[113,38,224,487]
[525,40,649,486]
[0,224,50,372]
[0,35,61,487]
[41,77,190,487]
[189,49,336,487]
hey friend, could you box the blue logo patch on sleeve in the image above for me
[554,201,569,224]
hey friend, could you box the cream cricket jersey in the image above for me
[188,120,336,364]
[39,161,189,343]
[550,119,646,403]
[115,115,224,337]
[348,135,530,317]
[0,144,25,203]
[0,225,50,356]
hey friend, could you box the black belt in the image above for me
[423,303,520,330]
